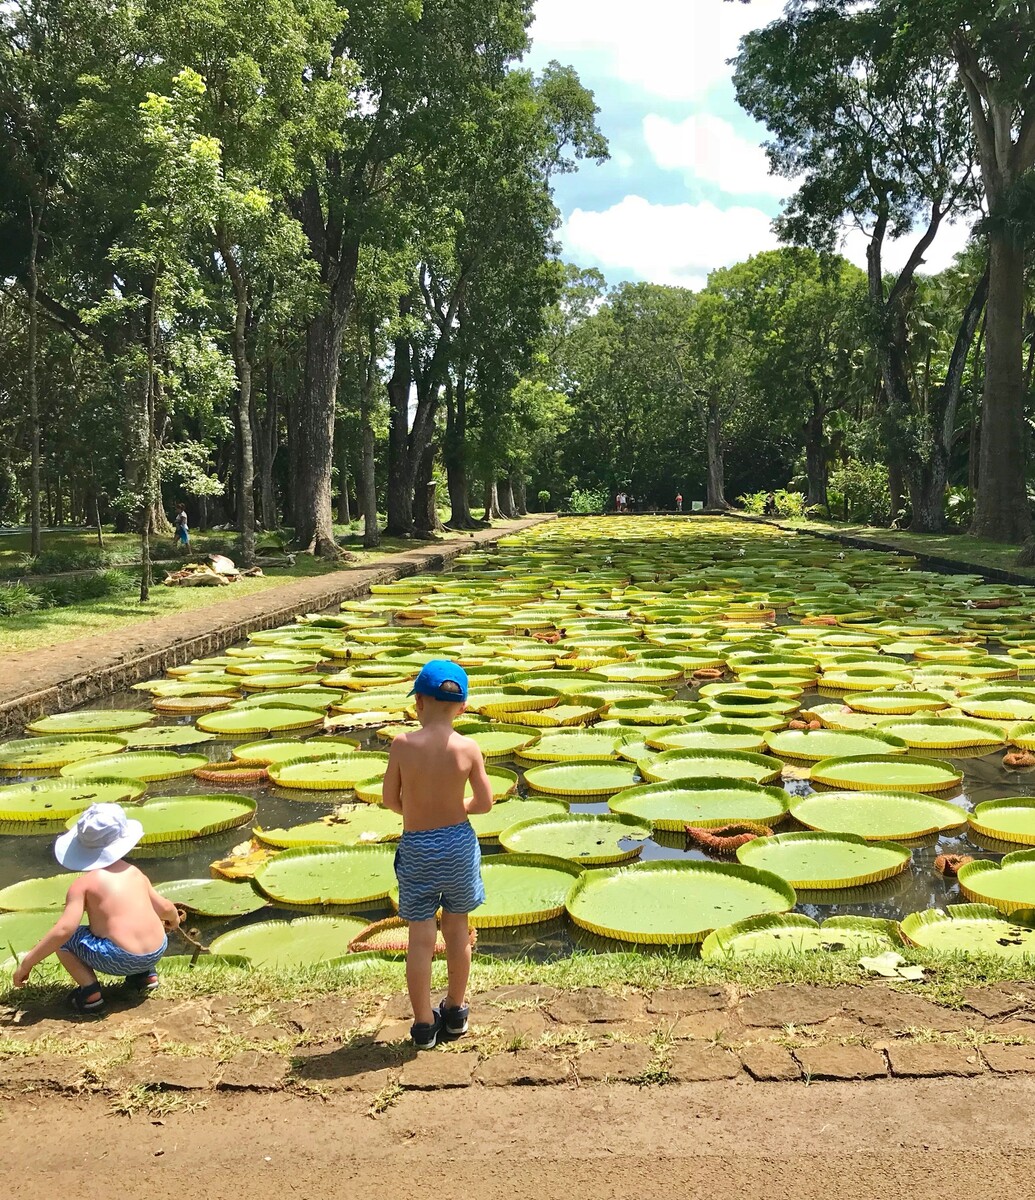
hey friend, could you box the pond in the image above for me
[3,515,1035,966]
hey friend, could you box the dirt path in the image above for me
[0,517,550,734]
[2,1078,1032,1199]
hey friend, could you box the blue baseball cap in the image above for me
[410,659,469,702]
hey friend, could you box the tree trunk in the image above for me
[359,386,379,550]
[27,201,42,557]
[499,476,516,518]
[888,462,905,528]
[255,359,279,531]
[803,401,827,511]
[705,397,727,510]
[385,298,414,537]
[444,372,476,527]
[483,474,502,520]
[221,243,256,566]
[412,442,442,536]
[140,278,158,603]
[514,476,527,516]
[336,420,351,525]
[289,310,341,556]
[972,230,1031,542]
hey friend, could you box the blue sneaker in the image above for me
[410,1011,443,1051]
[437,999,470,1039]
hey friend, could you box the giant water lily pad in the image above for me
[469,854,583,927]
[267,752,389,791]
[253,845,396,905]
[957,850,1035,914]
[876,717,1007,750]
[232,737,359,765]
[845,692,950,715]
[155,877,267,917]
[518,730,628,761]
[639,749,783,785]
[468,797,569,842]
[0,735,128,772]
[121,727,217,751]
[700,914,900,961]
[91,794,255,844]
[809,754,962,793]
[354,765,517,804]
[522,759,640,796]
[646,723,766,753]
[456,725,540,758]
[790,789,967,840]
[208,915,370,967]
[196,706,323,735]
[609,778,790,830]
[736,831,911,889]
[0,778,145,823]
[0,873,79,911]
[498,812,652,864]
[900,904,1035,957]
[26,710,154,735]
[565,859,796,945]
[763,728,907,761]
[61,751,207,782]
[969,799,1035,845]
[0,909,87,967]
[255,806,404,847]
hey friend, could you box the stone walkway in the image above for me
[3,982,1034,1098]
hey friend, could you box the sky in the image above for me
[525,0,974,291]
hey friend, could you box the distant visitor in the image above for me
[173,502,190,551]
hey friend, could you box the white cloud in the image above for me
[643,112,792,198]
[562,194,781,289]
[531,0,787,101]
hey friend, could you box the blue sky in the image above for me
[525,0,973,290]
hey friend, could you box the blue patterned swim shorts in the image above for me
[62,927,168,977]
[394,820,485,922]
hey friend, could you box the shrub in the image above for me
[827,461,891,525]
[537,490,551,510]
[566,486,608,514]
[737,489,809,519]
[945,486,974,530]
[24,546,114,574]
[0,583,46,616]
[44,569,134,606]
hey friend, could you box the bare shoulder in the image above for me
[451,732,483,760]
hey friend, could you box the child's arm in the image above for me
[11,883,87,986]
[463,743,494,815]
[148,882,182,931]
[381,740,404,815]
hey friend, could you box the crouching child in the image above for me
[12,803,181,1015]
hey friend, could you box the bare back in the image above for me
[386,724,487,832]
[74,862,167,954]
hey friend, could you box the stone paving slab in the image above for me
[794,1046,887,1081]
[886,1045,983,1079]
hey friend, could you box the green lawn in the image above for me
[0,525,496,656]
[784,518,1035,581]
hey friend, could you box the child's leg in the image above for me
[405,919,438,1026]
[56,947,99,989]
[440,910,472,1009]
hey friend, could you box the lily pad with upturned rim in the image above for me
[900,904,1035,957]
[468,853,583,928]
[0,778,146,823]
[92,794,256,844]
[497,812,652,864]
[957,850,1035,914]
[700,914,901,961]
[845,691,950,715]
[0,909,87,967]
[195,706,324,736]
[735,831,911,889]
[608,778,791,831]
[60,751,208,783]
[154,877,267,917]
[231,737,360,765]
[638,749,784,785]
[0,735,128,772]
[875,717,1007,750]
[253,844,396,906]
[26,710,154,735]
[968,798,1035,845]
[267,752,390,791]
[522,758,640,796]
[790,789,967,840]
[254,806,404,847]
[564,859,796,945]
[207,915,371,967]
[646,723,767,753]
[0,873,80,911]
[467,797,569,842]
[763,728,908,761]
[809,754,962,793]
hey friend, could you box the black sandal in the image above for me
[125,971,159,992]
[70,984,105,1015]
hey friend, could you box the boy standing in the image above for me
[12,803,180,1014]
[381,660,494,1049]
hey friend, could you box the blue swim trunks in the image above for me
[394,821,485,922]
[62,927,168,977]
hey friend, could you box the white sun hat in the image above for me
[54,803,145,871]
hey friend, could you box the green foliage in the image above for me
[0,583,45,616]
[828,462,892,526]
[738,490,809,519]
[565,486,607,515]
[945,486,975,530]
